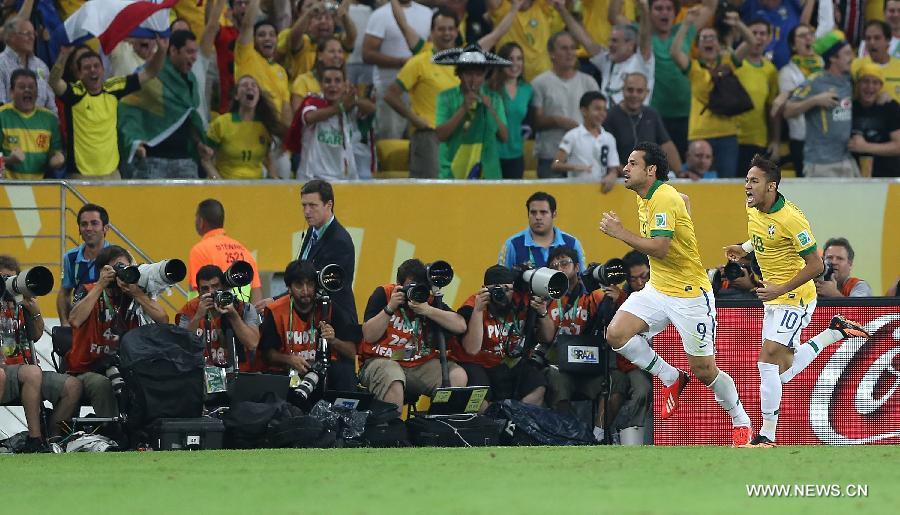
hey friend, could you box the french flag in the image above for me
[57,0,178,53]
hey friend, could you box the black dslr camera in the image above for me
[213,290,235,309]
[581,258,627,291]
[823,260,835,282]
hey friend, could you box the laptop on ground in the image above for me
[425,386,490,418]
[229,373,290,404]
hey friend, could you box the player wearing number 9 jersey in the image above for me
[600,141,753,447]
[725,154,870,448]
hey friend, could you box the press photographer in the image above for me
[360,259,468,414]
[711,252,760,300]
[176,264,261,376]
[67,246,169,417]
[454,265,554,407]
[258,260,360,401]
[1,256,82,449]
[543,248,622,443]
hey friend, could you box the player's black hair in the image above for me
[750,154,781,187]
[633,141,669,181]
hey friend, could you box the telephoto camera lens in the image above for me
[106,365,125,395]
[294,362,327,400]
[213,290,235,309]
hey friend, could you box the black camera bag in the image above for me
[266,403,337,448]
[360,400,409,447]
[485,399,594,446]
[119,325,205,432]
[406,414,503,447]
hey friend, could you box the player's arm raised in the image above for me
[599,211,671,260]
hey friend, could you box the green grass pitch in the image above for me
[4,446,898,514]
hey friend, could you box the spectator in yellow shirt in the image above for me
[851,20,900,103]
[488,0,564,81]
[202,75,285,179]
[735,18,780,173]
[277,0,356,80]
[671,6,753,178]
[236,0,292,178]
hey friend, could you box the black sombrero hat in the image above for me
[432,44,512,67]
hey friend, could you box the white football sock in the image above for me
[758,362,781,440]
[593,426,605,442]
[780,329,843,383]
[615,335,679,386]
[709,370,751,427]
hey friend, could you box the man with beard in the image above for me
[67,246,168,417]
[599,141,753,446]
[359,259,468,414]
[454,265,549,406]
[49,40,167,179]
[258,260,360,394]
[0,69,64,179]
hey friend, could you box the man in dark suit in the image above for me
[297,179,358,322]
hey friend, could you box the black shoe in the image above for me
[19,437,51,454]
[829,315,870,339]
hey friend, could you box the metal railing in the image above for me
[0,180,190,312]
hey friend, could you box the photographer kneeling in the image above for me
[258,260,360,399]
[455,265,549,407]
[360,259,468,415]
[177,265,260,371]
[68,246,169,417]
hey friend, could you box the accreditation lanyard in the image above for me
[398,308,422,356]
[561,294,582,322]
[287,298,317,354]
[498,312,523,357]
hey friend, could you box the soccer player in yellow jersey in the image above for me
[600,141,753,447]
[724,154,870,448]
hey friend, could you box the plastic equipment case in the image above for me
[152,418,225,450]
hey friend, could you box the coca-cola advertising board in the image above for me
[653,302,900,445]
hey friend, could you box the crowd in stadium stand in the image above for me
[0,0,897,181]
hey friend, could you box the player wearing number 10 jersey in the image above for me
[725,155,870,448]
[600,142,753,447]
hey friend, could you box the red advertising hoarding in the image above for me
[653,303,900,445]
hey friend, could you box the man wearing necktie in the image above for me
[297,180,358,323]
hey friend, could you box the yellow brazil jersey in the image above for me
[277,31,316,80]
[687,56,739,140]
[581,0,635,49]
[746,194,818,306]
[174,0,206,41]
[291,72,321,99]
[491,0,564,81]
[638,180,712,297]
[235,41,290,118]
[207,113,271,179]
[396,49,460,128]
[735,58,778,147]
[851,55,900,103]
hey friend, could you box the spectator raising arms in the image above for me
[202,75,285,179]
[671,6,754,179]
[49,39,167,179]
[0,69,64,180]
